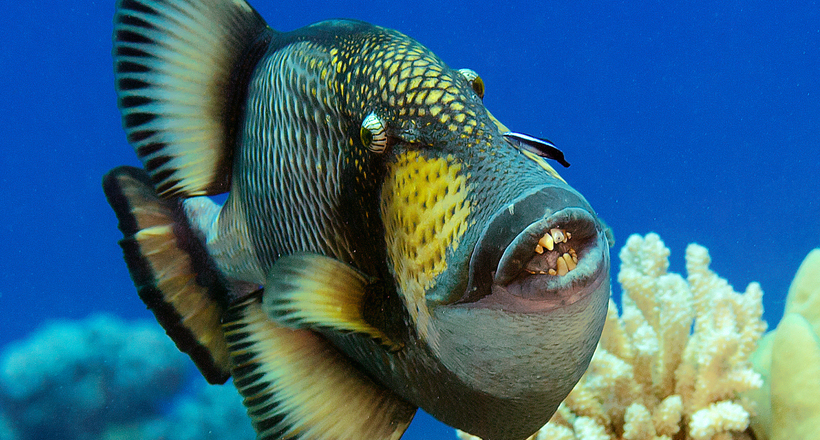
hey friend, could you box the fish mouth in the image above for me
[461,187,608,312]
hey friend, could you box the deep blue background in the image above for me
[1,1,818,439]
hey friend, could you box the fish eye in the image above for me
[458,68,484,99]
[360,112,388,153]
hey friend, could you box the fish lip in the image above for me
[461,203,608,312]
[490,208,607,310]
[494,207,599,285]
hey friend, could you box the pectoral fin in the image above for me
[261,253,399,349]
[224,292,416,440]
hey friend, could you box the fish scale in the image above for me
[232,27,487,277]
[237,42,357,274]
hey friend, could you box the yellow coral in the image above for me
[769,313,820,439]
[459,233,766,440]
[783,249,820,332]
[746,249,820,440]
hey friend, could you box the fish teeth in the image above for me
[563,253,576,271]
[549,228,566,244]
[538,232,555,251]
[532,229,578,277]
[556,256,569,276]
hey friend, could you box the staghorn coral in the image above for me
[458,233,767,440]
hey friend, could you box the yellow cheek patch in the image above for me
[381,151,472,345]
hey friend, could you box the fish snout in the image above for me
[462,186,609,312]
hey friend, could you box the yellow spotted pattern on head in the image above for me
[380,151,472,344]
[323,29,483,142]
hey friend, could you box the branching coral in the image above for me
[135,381,254,440]
[458,233,767,440]
[0,313,255,440]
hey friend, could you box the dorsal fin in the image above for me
[113,0,272,198]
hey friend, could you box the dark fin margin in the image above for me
[103,166,232,384]
[224,292,416,440]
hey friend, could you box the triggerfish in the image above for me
[102,0,612,439]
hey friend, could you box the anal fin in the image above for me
[224,292,416,440]
[103,166,232,384]
[262,253,400,349]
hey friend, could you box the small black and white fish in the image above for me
[503,132,571,167]
[102,0,611,439]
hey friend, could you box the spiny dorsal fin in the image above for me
[262,253,400,349]
[113,0,271,198]
[224,292,417,440]
[102,166,232,384]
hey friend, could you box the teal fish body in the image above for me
[103,1,611,439]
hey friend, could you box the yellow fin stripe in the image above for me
[485,109,510,133]
[262,253,398,348]
[103,166,232,384]
[113,0,269,197]
[521,150,566,183]
[485,109,565,182]
[131,225,232,370]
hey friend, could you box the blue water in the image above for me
[1,1,818,439]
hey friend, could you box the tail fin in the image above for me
[113,0,271,198]
[103,166,232,384]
